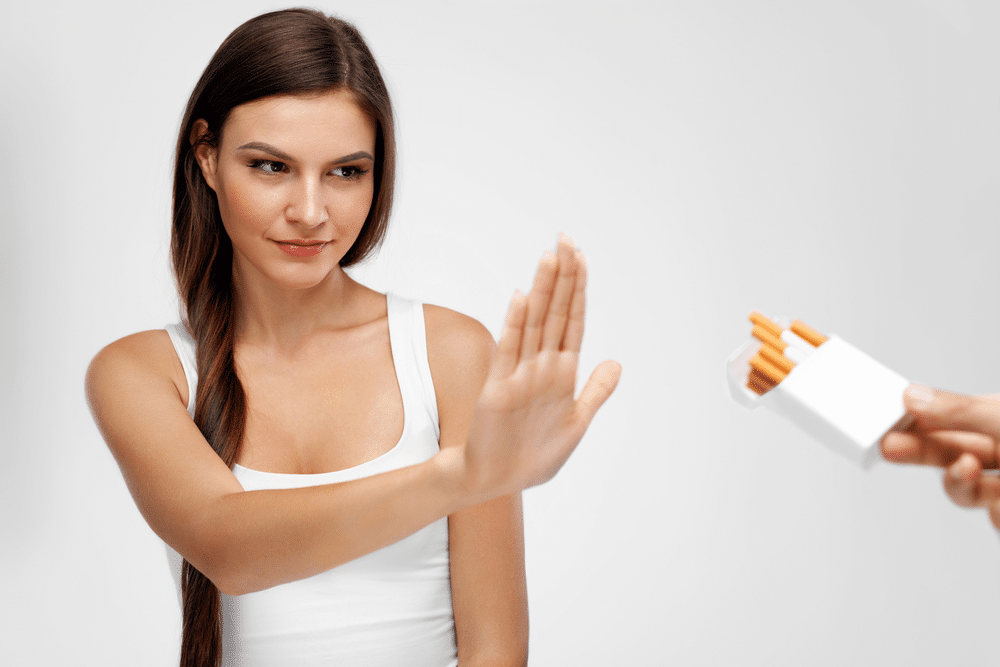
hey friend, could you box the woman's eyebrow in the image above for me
[235,142,373,164]
[236,142,294,161]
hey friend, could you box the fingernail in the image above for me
[905,384,935,410]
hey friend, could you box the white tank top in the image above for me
[163,294,458,667]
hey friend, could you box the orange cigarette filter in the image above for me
[751,325,787,354]
[745,310,813,394]
[747,312,791,395]
[746,367,774,395]
[791,320,828,347]
[749,352,788,385]
[749,311,783,339]
[759,344,795,373]
[747,372,771,395]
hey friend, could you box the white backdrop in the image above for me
[2,0,999,664]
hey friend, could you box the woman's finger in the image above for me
[519,251,558,361]
[561,250,587,353]
[492,290,528,380]
[541,234,577,352]
[572,360,622,434]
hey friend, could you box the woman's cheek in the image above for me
[227,181,280,229]
[346,184,376,229]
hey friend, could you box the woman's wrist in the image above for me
[430,445,493,512]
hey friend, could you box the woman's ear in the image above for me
[190,119,219,192]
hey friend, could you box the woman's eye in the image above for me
[249,160,286,174]
[332,165,369,180]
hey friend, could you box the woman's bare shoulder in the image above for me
[86,329,189,413]
[422,304,496,435]
[422,304,495,371]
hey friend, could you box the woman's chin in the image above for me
[237,262,346,294]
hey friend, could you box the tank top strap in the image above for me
[165,322,197,418]
[386,293,441,441]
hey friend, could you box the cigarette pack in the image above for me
[725,317,914,468]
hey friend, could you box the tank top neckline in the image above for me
[231,417,406,479]
[167,292,430,480]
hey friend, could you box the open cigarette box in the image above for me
[725,314,914,468]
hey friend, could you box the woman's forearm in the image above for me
[195,448,471,595]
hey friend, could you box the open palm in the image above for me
[464,235,622,497]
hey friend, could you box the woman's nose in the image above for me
[286,179,329,227]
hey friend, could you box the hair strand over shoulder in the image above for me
[169,9,395,666]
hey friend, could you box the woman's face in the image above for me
[194,89,377,291]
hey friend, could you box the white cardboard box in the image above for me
[725,326,914,468]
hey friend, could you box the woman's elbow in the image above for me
[182,515,258,597]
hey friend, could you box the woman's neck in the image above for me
[231,262,370,353]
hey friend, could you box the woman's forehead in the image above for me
[223,90,376,154]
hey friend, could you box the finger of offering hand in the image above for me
[881,429,998,468]
[943,452,1000,508]
[989,502,1000,531]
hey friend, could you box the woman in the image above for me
[85,9,621,667]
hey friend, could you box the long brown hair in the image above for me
[169,9,395,666]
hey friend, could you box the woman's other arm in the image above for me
[426,304,528,666]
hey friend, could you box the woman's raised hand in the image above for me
[882,385,1000,528]
[459,234,622,500]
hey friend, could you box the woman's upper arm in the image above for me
[424,305,529,664]
[85,330,243,581]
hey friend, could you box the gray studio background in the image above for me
[3,0,999,664]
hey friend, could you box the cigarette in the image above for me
[745,311,827,394]
[759,344,795,373]
[749,311,783,339]
[747,368,774,395]
[728,319,913,469]
[791,320,828,347]
[751,325,788,354]
[747,376,770,395]
[748,367,773,387]
[749,352,788,386]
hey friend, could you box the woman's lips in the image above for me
[274,240,329,257]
